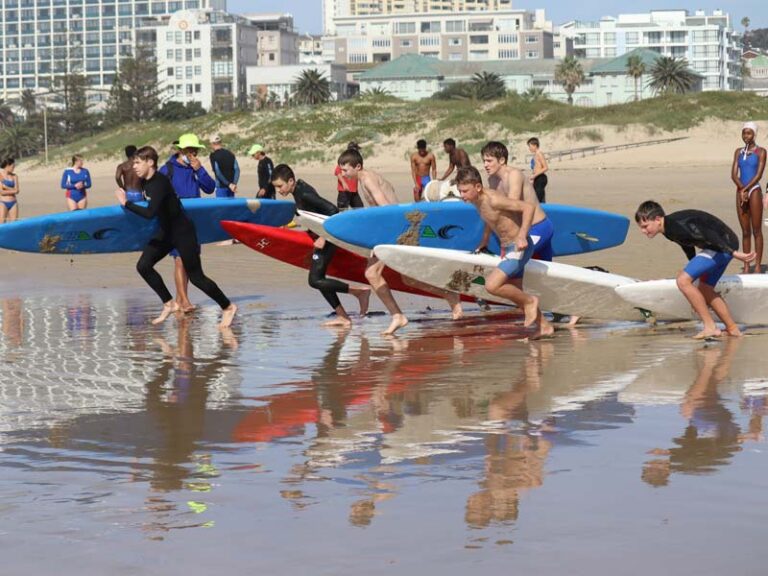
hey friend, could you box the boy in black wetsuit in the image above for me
[115,146,237,328]
[271,164,370,327]
[635,200,755,339]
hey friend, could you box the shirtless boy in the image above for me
[271,163,370,327]
[115,145,143,202]
[338,148,462,334]
[635,200,755,339]
[410,139,436,202]
[439,138,471,181]
[457,166,553,339]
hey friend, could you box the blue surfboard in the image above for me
[0,198,295,254]
[323,203,629,257]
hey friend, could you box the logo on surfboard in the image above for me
[399,224,463,240]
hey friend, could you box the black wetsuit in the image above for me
[293,179,350,310]
[663,210,738,259]
[124,171,231,309]
[257,156,276,199]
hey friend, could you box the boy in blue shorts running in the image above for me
[458,166,553,338]
[635,200,756,339]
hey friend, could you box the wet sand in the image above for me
[2,145,768,575]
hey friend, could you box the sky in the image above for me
[226,0,765,34]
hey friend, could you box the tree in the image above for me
[470,71,506,100]
[626,54,646,101]
[522,87,547,101]
[54,72,92,135]
[293,69,331,105]
[431,81,473,100]
[20,89,37,119]
[742,17,751,48]
[106,49,162,125]
[0,99,14,127]
[0,123,38,158]
[156,101,206,121]
[554,55,585,105]
[649,56,699,95]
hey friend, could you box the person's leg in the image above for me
[176,235,237,328]
[337,191,350,211]
[350,193,364,209]
[136,241,175,324]
[749,189,764,273]
[309,244,353,326]
[700,283,741,336]
[485,269,552,336]
[534,175,547,204]
[365,256,407,335]
[0,203,7,223]
[400,274,463,319]
[173,256,194,312]
[7,202,18,222]
[66,197,78,211]
[737,192,752,273]
[676,270,720,338]
[78,196,88,210]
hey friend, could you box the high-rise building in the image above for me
[155,9,258,111]
[558,9,741,90]
[0,0,225,101]
[323,0,513,35]
[241,13,300,67]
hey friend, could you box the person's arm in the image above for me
[257,160,268,195]
[361,173,393,207]
[475,224,492,253]
[430,154,437,180]
[301,189,338,217]
[122,186,165,219]
[410,154,420,188]
[83,169,92,190]
[61,170,69,190]
[232,158,240,187]
[680,244,697,261]
[439,161,455,181]
[194,165,216,194]
[115,164,124,189]
[731,148,743,189]
[742,148,768,193]
[212,160,229,187]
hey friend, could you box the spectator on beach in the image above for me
[439,138,471,181]
[115,145,144,203]
[61,154,92,211]
[410,139,437,202]
[248,144,275,199]
[0,157,19,223]
[527,137,549,204]
[209,135,240,198]
[335,141,364,210]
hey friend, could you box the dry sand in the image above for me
[0,119,759,299]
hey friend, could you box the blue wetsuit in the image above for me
[61,168,92,203]
[737,145,763,195]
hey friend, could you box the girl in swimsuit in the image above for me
[731,122,767,273]
[61,154,92,211]
[0,158,19,223]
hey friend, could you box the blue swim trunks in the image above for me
[530,217,554,262]
[215,187,235,198]
[126,189,144,202]
[683,249,732,287]
[497,237,535,279]
[420,175,431,189]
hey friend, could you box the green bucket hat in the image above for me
[178,133,206,150]
[247,144,264,156]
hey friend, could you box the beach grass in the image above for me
[35,91,768,166]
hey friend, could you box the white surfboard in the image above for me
[615,275,768,324]
[295,210,371,257]
[423,179,461,203]
[374,244,645,321]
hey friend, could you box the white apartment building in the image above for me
[156,9,258,111]
[299,34,325,64]
[245,63,351,104]
[323,9,556,66]
[241,13,299,66]
[323,0,514,34]
[0,0,225,101]
[559,9,741,91]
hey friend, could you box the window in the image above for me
[498,34,517,44]
[448,38,462,47]
[166,49,174,59]
[194,65,201,75]
[526,50,538,59]
[394,22,416,34]
[470,35,489,45]
[625,32,639,44]
[446,20,465,33]
[167,67,174,76]
[421,21,440,34]
[603,32,616,44]
[194,48,201,58]
[268,53,275,61]
[498,48,518,59]
[420,36,439,46]
[469,50,488,61]
[526,35,538,44]
[400,40,412,48]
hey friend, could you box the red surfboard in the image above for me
[221,220,484,302]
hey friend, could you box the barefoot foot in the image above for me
[356,289,371,317]
[522,296,540,328]
[693,327,722,340]
[219,303,237,329]
[323,316,352,328]
[725,324,743,337]
[152,302,175,325]
[447,293,463,320]
[382,314,408,336]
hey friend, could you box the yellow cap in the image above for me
[248,144,264,156]
[178,133,206,149]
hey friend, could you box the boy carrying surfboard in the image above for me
[456,166,553,339]
[634,200,755,339]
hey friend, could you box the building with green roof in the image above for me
[359,48,703,105]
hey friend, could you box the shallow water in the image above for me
[2,290,768,575]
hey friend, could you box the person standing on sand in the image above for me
[248,144,275,199]
[115,145,236,328]
[730,122,766,273]
[457,166,553,340]
[635,200,755,340]
[335,142,364,210]
[0,158,20,223]
[61,154,91,211]
[209,135,240,198]
[115,145,144,202]
[338,148,463,335]
[410,139,436,202]
[439,138,471,181]
[527,137,549,204]
[271,163,371,328]
[159,133,216,313]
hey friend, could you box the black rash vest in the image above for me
[124,171,193,239]
[663,209,739,260]
[292,180,338,217]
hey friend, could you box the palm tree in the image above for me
[361,87,392,98]
[742,16,751,49]
[470,71,506,100]
[649,56,699,95]
[0,99,14,127]
[522,86,547,101]
[0,123,38,158]
[20,89,37,119]
[554,55,585,105]
[294,69,331,106]
[626,54,646,101]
